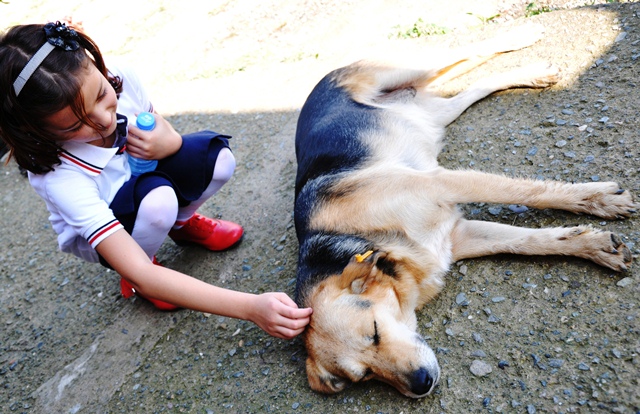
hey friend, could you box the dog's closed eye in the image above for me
[365,321,380,345]
[372,320,380,346]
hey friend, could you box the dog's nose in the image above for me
[409,367,436,396]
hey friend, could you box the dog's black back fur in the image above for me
[293,70,380,304]
[294,71,379,200]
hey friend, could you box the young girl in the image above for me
[0,22,312,340]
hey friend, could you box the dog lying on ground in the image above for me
[292,24,636,398]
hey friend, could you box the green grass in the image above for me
[390,18,449,39]
[525,2,553,17]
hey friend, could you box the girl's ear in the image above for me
[338,251,388,294]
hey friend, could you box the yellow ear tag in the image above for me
[355,250,374,263]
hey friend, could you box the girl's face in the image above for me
[45,64,118,146]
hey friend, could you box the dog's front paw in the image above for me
[573,182,638,219]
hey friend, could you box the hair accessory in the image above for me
[43,21,80,51]
[12,22,80,96]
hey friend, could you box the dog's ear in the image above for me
[339,250,388,294]
[306,356,348,394]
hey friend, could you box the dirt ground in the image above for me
[1,1,639,413]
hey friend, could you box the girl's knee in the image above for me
[138,186,178,229]
[212,148,236,182]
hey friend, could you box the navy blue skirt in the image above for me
[111,130,230,234]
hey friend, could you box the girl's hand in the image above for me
[126,113,182,160]
[248,293,313,339]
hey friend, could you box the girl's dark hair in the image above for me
[0,24,122,174]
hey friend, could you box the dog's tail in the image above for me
[330,60,441,106]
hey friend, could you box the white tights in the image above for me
[130,148,236,258]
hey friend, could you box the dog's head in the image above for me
[302,250,440,398]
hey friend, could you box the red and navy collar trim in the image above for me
[59,150,103,174]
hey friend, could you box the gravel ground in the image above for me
[1,1,639,413]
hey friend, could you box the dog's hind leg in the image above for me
[450,219,632,272]
[422,62,560,127]
[339,24,550,106]
[423,23,549,87]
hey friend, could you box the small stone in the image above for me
[616,277,633,287]
[491,296,506,303]
[548,358,564,368]
[577,362,590,371]
[531,353,541,366]
[455,293,469,306]
[508,205,528,213]
[555,140,567,148]
[488,207,502,216]
[470,360,492,377]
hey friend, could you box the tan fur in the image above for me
[297,23,636,398]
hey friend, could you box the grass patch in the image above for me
[525,2,553,17]
[390,18,449,39]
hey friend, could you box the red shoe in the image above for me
[119,257,180,311]
[169,213,243,251]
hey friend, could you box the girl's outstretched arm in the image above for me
[96,229,312,339]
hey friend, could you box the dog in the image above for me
[292,24,636,398]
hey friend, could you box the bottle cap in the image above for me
[136,112,155,130]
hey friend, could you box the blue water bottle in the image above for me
[128,112,158,176]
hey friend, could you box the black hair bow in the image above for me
[43,21,79,51]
